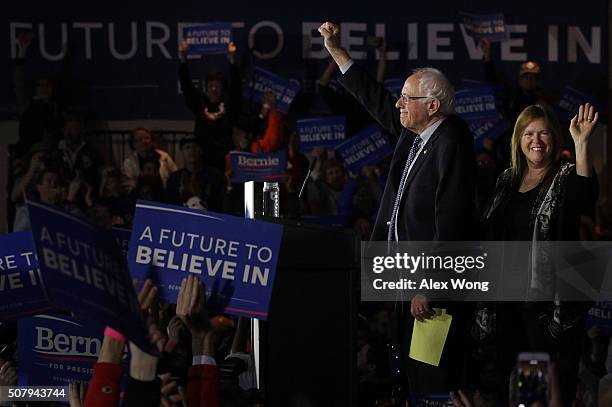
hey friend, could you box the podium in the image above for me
[258,219,360,406]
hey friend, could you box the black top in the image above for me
[493,185,541,240]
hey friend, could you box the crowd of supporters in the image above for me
[1,29,611,407]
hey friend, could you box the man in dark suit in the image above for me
[319,22,475,394]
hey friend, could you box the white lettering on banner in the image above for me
[568,26,601,63]
[341,22,367,60]
[375,23,399,61]
[302,22,326,59]
[38,23,67,61]
[237,156,280,167]
[42,247,138,312]
[35,326,100,357]
[73,22,103,60]
[8,21,603,63]
[0,272,23,290]
[249,21,283,59]
[134,245,272,285]
[428,23,454,60]
[458,24,484,60]
[0,255,16,271]
[548,25,559,62]
[108,22,138,60]
[146,22,171,58]
[589,307,612,319]
[501,24,527,61]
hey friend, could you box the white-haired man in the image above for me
[319,22,475,393]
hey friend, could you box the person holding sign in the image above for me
[319,21,475,394]
[179,40,242,173]
[480,104,600,405]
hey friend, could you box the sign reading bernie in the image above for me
[229,151,287,183]
[128,201,284,319]
[297,116,346,152]
[26,199,154,354]
[18,314,105,386]
[0,232,50,320]
[182,22,232,55]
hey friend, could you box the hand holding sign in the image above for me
[68,382,87,407]
[227,41,237,64]
[262,90,277,114]
[479,39,491,62]
[179,39,189,55]
[127,279,163,383]
[176,275,214,356]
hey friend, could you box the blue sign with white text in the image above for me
[243,67,301,114]
[556,86,602,123]
[460,12,508,42]
[335,125,393,173]
[230,151,287,183]
[128,201,283,319]
[0,232,50,320]
[18,314,104,386]
[586,302,612,335]
[26,199,153,354]
[297,116,346,152]
[455,86,500,121]
[183,23,232,55]
[467,114,510,149]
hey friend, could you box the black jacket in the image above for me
[338,64,476,241]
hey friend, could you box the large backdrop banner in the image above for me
[1,1,607,119]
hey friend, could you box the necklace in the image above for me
[520,172,545,192]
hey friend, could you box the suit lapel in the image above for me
[402,125,443,189]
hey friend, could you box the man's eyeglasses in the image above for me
[398,93,429,103]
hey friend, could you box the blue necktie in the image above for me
[387,136,422,241]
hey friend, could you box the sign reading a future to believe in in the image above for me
[128,201,284,320]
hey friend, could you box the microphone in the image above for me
[298,157,317,200]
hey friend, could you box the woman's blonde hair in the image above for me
[510,104,563,185]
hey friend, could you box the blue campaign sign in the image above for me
[0,232,50,320]
[335,125,393,173]
[556,86,602,123]
[128,200,284,319]
[230,150,287,183]
[586,302,612,335]
[18,314,104,386]
[183,22,232,55]
[243,67,301,114]
[455,86,499,121]
[297,116,346,152]
[459,12,508,42]
[467,114,510,150]
[26,199,154,354]
[384,78,405,98]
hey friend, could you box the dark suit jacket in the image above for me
[339,64,475,241]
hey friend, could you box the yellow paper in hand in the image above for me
[409,308,452,367]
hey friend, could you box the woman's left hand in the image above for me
[570,103,599,145]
